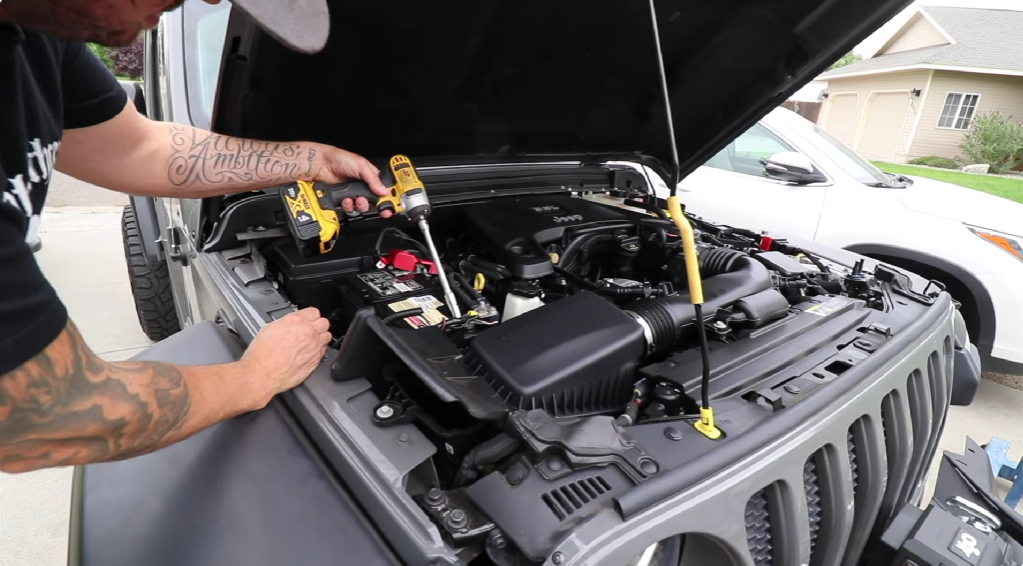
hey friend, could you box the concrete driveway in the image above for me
[2,175,1023,565]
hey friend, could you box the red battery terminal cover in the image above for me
[377,249,438,274]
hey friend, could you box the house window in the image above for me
[937,92,980,130]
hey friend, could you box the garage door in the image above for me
[824,94,858,146]
[857,92,911,161]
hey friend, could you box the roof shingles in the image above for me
[819,7,1023,78]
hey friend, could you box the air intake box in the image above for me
[468,291,644,416]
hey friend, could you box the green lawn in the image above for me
[873,162,1023,205]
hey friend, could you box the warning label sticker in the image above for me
[388,295,447,328]
[805,296,852,317]
[358,271,424,297]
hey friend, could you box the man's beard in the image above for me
[0,0,184,46]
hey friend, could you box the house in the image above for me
[782,81,828,122]
[816,7,1023,162]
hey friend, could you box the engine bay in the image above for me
[219,184,939,564]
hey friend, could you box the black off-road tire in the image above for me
[121,204,181,341]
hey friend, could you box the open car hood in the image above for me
[212,0,913,185]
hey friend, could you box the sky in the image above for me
[855,0,1023,56]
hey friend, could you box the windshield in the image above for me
[806,124,892,186]
[183,0,231,129]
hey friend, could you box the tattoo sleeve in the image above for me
[167,125,317,191]
[0,322,192,472]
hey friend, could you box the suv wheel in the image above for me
[121,204,181,341]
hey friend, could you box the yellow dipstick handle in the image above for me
[695,407,723,440]
[666,196,704,304]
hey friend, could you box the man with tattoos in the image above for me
[0,0,387,472]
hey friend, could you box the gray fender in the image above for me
[68,322,397,566]
[128,195,164,264]
[844,244,996,361]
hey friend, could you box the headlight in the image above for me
[966,225,1023,263]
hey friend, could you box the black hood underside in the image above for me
[213,0,911,182]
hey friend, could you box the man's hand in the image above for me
[238,308,332,408]
[313,146,394,218]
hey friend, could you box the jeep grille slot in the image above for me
[844,416,887,566]
[745,488,773,566]
[899,370,933,507]
[541,476,611,521]
[847,430,858,499]
[804,453,822,560]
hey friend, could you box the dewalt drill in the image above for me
[279,155,461,317]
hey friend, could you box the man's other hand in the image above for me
[239,308,332,408]
[315,147,394,218]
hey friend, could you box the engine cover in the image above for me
[467,291,645,416]
[464,196,632,279]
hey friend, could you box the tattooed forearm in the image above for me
[167,125,316,189]
[0,322,191,472]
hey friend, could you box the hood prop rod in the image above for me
[648,0,722,441]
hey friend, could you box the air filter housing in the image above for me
[468,291,645,416]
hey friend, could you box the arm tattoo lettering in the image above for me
[307,148,318,178]
[0,322,191,472]
[167,125,308,188]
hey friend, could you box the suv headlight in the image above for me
[966,225,1023,263]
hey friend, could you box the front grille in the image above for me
[744,489,773,566]
[742,338,953,566]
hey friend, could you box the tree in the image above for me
[828,52,862,71]
[109,35,144,80]
[88,43,114,70]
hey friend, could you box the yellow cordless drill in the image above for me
[279,155,461,317]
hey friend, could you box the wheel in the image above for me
[121,204,181,341]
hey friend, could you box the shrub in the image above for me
[88,43,114,70]
[960,112,1023,174]
[109,35,144,79]
[908,156,959,169]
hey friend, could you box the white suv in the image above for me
[675,107,1023,374]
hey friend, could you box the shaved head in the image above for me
[0,0,190,46]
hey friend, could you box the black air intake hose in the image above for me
[668,247,748,287]
[699,247,747,277]
[452,433,521,488]
[625,255,772,357]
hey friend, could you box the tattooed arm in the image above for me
[0,309,330,473]
[56,100,390,209]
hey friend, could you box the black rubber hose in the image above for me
[452,272,483,302]
[447,274,475,312]
[560,234,614,272]
[462,262,506,283]
[375,228,430,257]
[452,433,521,487]
[381,308,424,325]
[466,256,512,278]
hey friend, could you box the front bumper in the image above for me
[546,297,957,566]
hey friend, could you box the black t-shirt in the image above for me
[0,25,127,375]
